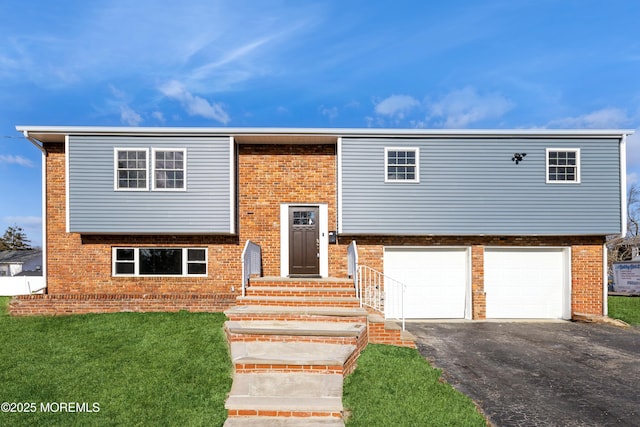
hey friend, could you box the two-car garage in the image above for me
[383,246,571,320]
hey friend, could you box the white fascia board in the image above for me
[620,134,628,238]
[16,125,636,139]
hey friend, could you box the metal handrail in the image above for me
[358,265,406,331]
[241,240,261,297]
[347,240,359,298]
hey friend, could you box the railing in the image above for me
[358,265,406,331]
[0,276,46,296]
[241,240,262,297]
[347,240,359,298]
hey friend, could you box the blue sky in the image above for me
[1,0,639,247]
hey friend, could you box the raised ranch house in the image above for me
[12,126,632,321]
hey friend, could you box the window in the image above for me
[153,149,186,190]
[115,149,148,190]
[547,149,580,183]
[113,248,207,276]
[385,148,419,182]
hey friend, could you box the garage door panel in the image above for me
[485,248,567,319]
[384,248,468,319]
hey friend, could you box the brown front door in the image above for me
[289,206,320,276]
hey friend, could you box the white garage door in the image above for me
[384,247,469,319]
[484,248,569,319]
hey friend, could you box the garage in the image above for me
[484,248,570,319]
[383,247,469,319]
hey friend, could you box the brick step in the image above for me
[229,341,356,375]
[236,296,360,308]
[224,305,368,323]
[248,277,354,289]
[245,286,356,298]
[225,320,366,345]
[225,373,344,419]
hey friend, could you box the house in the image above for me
[0,249,42,277]
[0,249,44,296]
[14,126,632,320]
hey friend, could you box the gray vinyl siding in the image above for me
[340,137,622,235]
[68,136,232,233]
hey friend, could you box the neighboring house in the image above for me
[0,249,42,277]
[16,126,632,320]
[0,249,44,296]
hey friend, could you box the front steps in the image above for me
[223,277,414,426]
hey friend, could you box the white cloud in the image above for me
[159,80,230,124]
[626,130,640,169]
[120,105,143,126]
[547,107,632,129]
[151,111,165,123]
[426,87,513,128]
[2,216,41,227]
[0,154,34,167]
[374,95,420,119]
[320,106,338,121]
[628,172,638,187]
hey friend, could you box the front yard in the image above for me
[2,294,635,426]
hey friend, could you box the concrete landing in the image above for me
[225,304,368,318]
[230,342,356,366]
[224,416,344,427]
[226,320,366,337]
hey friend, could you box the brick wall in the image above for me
[9,293,236,316]
[238,144,341,276]
[340,235,606,318]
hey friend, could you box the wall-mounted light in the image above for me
[512,153,526,164]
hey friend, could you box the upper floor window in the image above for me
[115,149,148,190]
[385,147,419,183]
[113,247,207,276]
[546,148,580,183]
[153,149,186,190]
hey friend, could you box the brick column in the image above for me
[471,245,486,319]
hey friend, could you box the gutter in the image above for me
[22,130,47,155]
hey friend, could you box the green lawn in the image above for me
[0,302,232,426]
[609,296,640,325]
[0,297,486,426]
[343,344,486,427]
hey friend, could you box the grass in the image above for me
[0,306,232,426]
[0,299,486,426]
[343,344,486,427]
[609,296,640,325]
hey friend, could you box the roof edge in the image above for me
[16,125,635,140]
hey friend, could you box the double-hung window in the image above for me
[546,148,580,183]
[153,148,186,190]
[385,147,419,183]
[115,149,148,190]
[114,147,187,191]
[113,247,207,276]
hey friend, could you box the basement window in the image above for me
[113,248,207,277]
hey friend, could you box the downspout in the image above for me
[23,131,47,294]
[620,134,628,239]
[22,130,47,155]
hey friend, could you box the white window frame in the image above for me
[546,148,581,184]
[384,147,420,183]
[114,148,149,191]
[112,247,208,277]
[151,148,187,191]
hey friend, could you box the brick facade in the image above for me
[18,141,606,319]
[338,235,606,318]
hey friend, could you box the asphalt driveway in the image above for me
[407,321,640,427]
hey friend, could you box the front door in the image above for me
[289,206,320,276]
